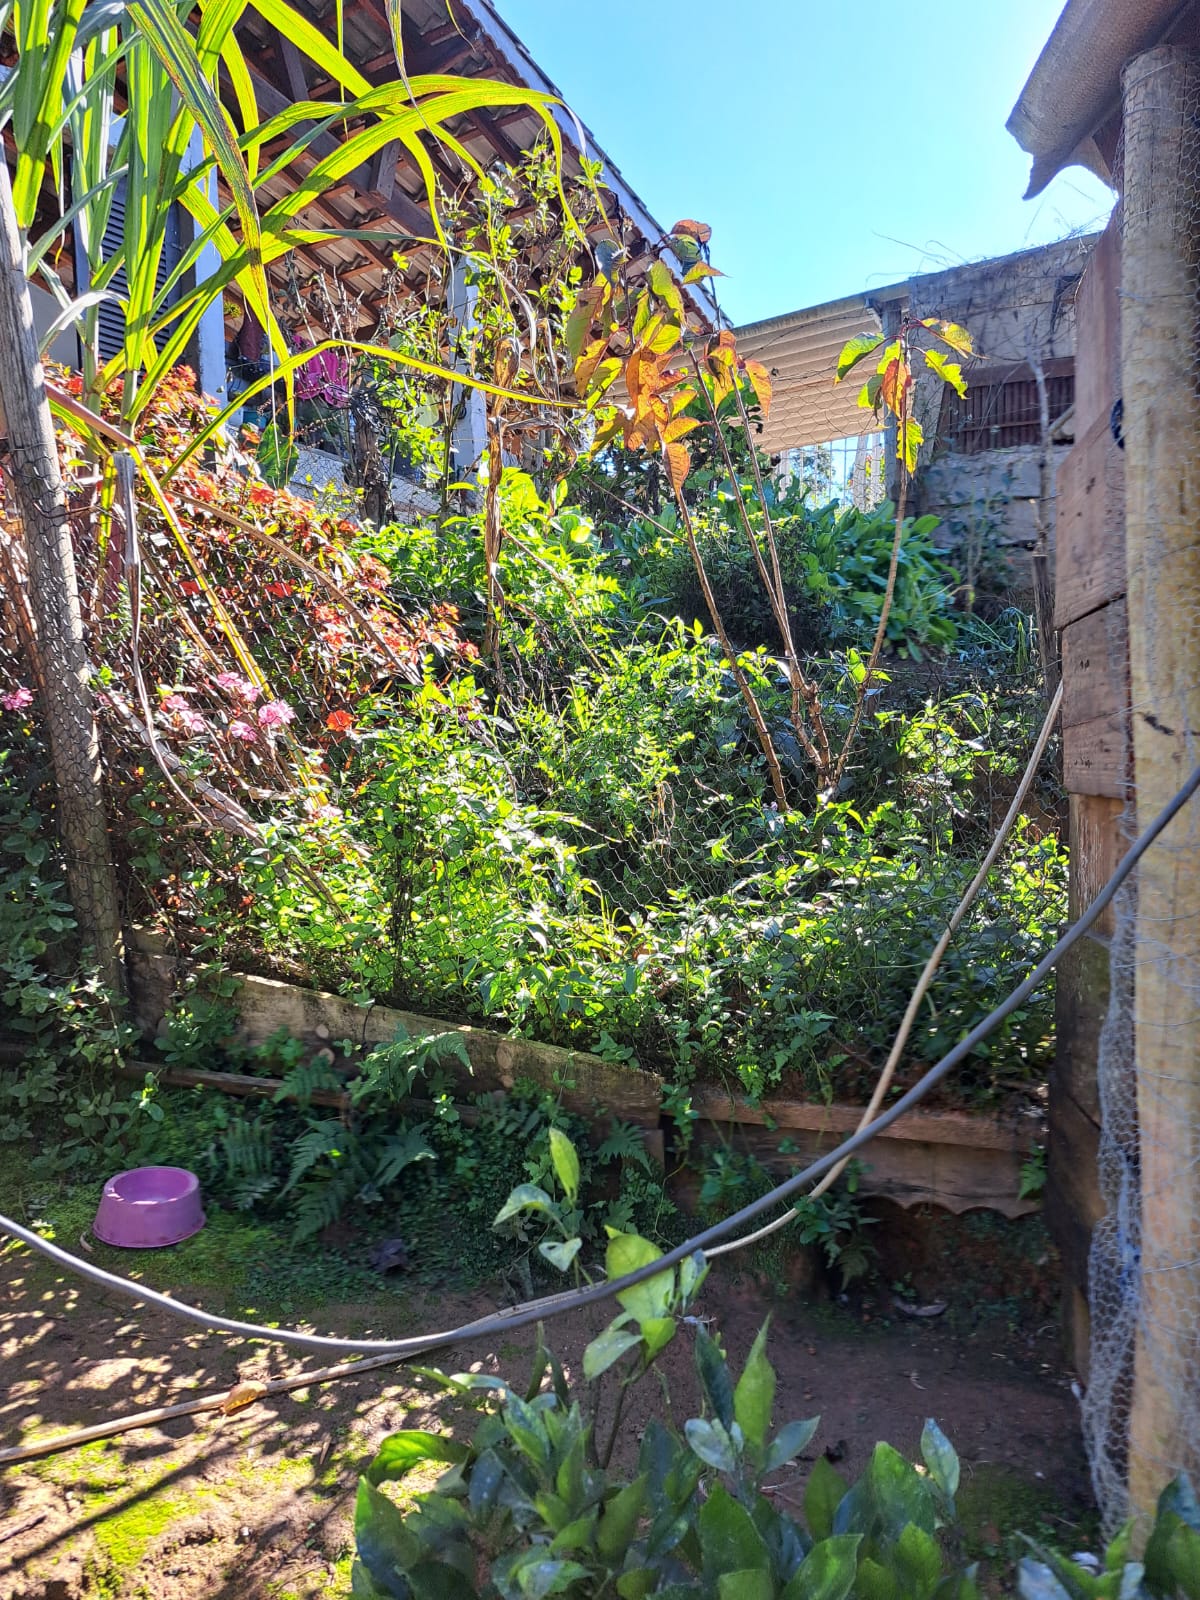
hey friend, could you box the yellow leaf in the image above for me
[880,356,910,418]
[664,440,691,493]
[682,262,724,284]
[220,1380,267,1415]
[743,359,772,418]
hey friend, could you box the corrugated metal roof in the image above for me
[735,294,886,452]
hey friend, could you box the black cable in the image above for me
[2,763,1196,1359]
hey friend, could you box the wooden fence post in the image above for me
[1120,44,1200,1522]
[0,160,124,994]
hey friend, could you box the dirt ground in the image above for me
[0,1213,1095,1600]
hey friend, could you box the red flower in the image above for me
[325,709,354,734]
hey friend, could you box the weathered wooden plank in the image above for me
[688,1090,1041,1153]
[1073,216,1121,437]
[1053,932,1110,1125]
[681,1119,1037,1219]
[1054,415,1126,630]
[126,937,663,1127]
[1045,1086,1104,1294]
[1062,600,1129,730]
[1068,793,1127,938]
[1063,711,1129,798]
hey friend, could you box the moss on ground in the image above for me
[956,1462,1100,1593]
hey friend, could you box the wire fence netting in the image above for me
[1080,53,1200,1535]
[1,422,1068,1117]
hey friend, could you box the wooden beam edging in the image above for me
[122,934,1042,1218]
[688,1089,1044,1153]
[125,934,663,1128]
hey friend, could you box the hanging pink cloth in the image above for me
[293,335,351,407]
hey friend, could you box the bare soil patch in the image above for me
[0,1211,1093,1600]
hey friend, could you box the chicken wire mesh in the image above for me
[1079,45,1200,1534]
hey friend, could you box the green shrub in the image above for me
[608,489,960,659]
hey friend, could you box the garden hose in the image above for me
[1,759,1197,1361]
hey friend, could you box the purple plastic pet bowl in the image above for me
[92,1166,206,1249]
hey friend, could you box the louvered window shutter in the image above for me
[81,179,185,364]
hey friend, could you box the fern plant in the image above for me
[350,1026,472,1109]
[286,1122,434,1242]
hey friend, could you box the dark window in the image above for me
[938,362,1074,455]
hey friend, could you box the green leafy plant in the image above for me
[1018,1474,1200,1599]
[351,1224,973,1597]
[0,736,139,1175]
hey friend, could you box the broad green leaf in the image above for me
[606,1231,674,1325]
[616,1574,655,1600]
[684,1417,738,1474]
[548,1127,580,1204]
[679,1251,709,1309]
[733,1319,776,1454]
[1157,1473,1200,1531]
[924,347,967,398]
[856,1556,902,1600]
[719,1573,773,1600]
[833,1442,935,1546]
[858,372,884,413]
[836,333,885,381]
[549,1510,598,1554]
[805,1455,849,1541]
[698,1484,771,1578]
[354,1478,420,1596]
[539,1237,582,1272]
[467,1449,506,1516]
[764,1416,821,1474]
[367,1430,468,1486]
[512,1557,591,1598]
[920,1419,960,1499]
[781,1534,862,1600]
[695,1323,735,1429]
[406,1562,477,1600]
[597,1475,649,1561]
[494,1183,557,1228]
[583,1325,642,1380]
[640,1316,676,1360]
[895,1522,944,1594]
[649,259,685,318]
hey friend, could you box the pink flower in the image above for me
[177,709,207,735]
[1,686,34,712]
[215,672,260,703]
[228,719,257,744]
[162,693,191,713]
[257,699,295,729]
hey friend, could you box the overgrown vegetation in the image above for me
[346,1138,1199,1600]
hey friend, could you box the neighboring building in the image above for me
[736,235,1098,601]
[19,0,715,516]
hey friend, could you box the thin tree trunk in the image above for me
[0,160,124,994]
[1120,43,1200,1527]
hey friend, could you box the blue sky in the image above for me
[495,0,1114,325]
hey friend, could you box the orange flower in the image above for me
[325,709,354,733]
